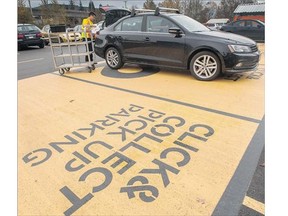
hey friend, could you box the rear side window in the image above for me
[147,16,177,33]
[115,16,143,32]
[18,26,26,33]
[246,20,260,27]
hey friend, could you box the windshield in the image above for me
[257,20,265,26]
[169,15,210,32]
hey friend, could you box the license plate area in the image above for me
[25,34,36,39]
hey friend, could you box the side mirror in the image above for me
[169,27,183,36]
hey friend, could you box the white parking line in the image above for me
[18,58,44,64]
[98,60,106,64]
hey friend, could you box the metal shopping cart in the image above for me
[48,27,97,75]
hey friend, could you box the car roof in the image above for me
[231,19,265,25]
[233,19,263,23]
[18,23,35,26]
[128,12,182,19]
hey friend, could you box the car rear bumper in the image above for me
[224,51,260,73]
[18,38,43,46]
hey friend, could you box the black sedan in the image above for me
[220,19,265,42]
[18,24,45,50]
[94,8,260,81]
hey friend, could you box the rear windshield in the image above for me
[18,25,40,33]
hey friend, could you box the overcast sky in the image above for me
[29,0,225,9]
[30,0,167,8]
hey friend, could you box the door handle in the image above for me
[144,37,150,42]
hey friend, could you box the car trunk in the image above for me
[99,6,131,27]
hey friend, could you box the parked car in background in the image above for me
[205,23,221,31]
[220,19,265,42]
[18,24,45,50]
[73,25,82,33]
[94,7,260,81]
[41,24,50,45]
[205,18,229,31]
[41,24,81,44]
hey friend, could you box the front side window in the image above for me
[146,16,177,33]
[115,16,143,32]
[234,21,245,27]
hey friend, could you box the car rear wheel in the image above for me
[39,41,45,48]
[190,51,221,81]
[105,47,124,69]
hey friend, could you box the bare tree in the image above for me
[18,0,33,23]
[143,0,157,10]
[79,0,84,11]
[88,0,96,11]
[40,0,51,24]
[205,1,218,19]
[216,0,255,20]
[50,0,66,24]
[183,0,203,21]
[158,0,181,10]
[69,0,75,10]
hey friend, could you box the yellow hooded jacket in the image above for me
[81,18,93,39]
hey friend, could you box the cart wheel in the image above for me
[59,68,65,75]
[88,67,92,73]
[65,68,70,72]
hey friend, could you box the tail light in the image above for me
[18,34,24,39]
[36,33,42,37]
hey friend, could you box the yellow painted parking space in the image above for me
[18,44,265,215]
[60,43,265,122]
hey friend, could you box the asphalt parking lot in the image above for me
[18,44,265,216]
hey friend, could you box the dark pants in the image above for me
[83,38,93,62]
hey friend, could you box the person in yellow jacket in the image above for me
[82,12,96,62]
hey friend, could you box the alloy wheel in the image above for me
[106,49,119,68]
[193,55,218,79]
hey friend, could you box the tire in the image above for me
[18,44,27,50]
[59,68,65,75]
[105,47,124,69]
[39,41,45,48]
[189,51,221,81]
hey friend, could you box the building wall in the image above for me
[234,15,265,22]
